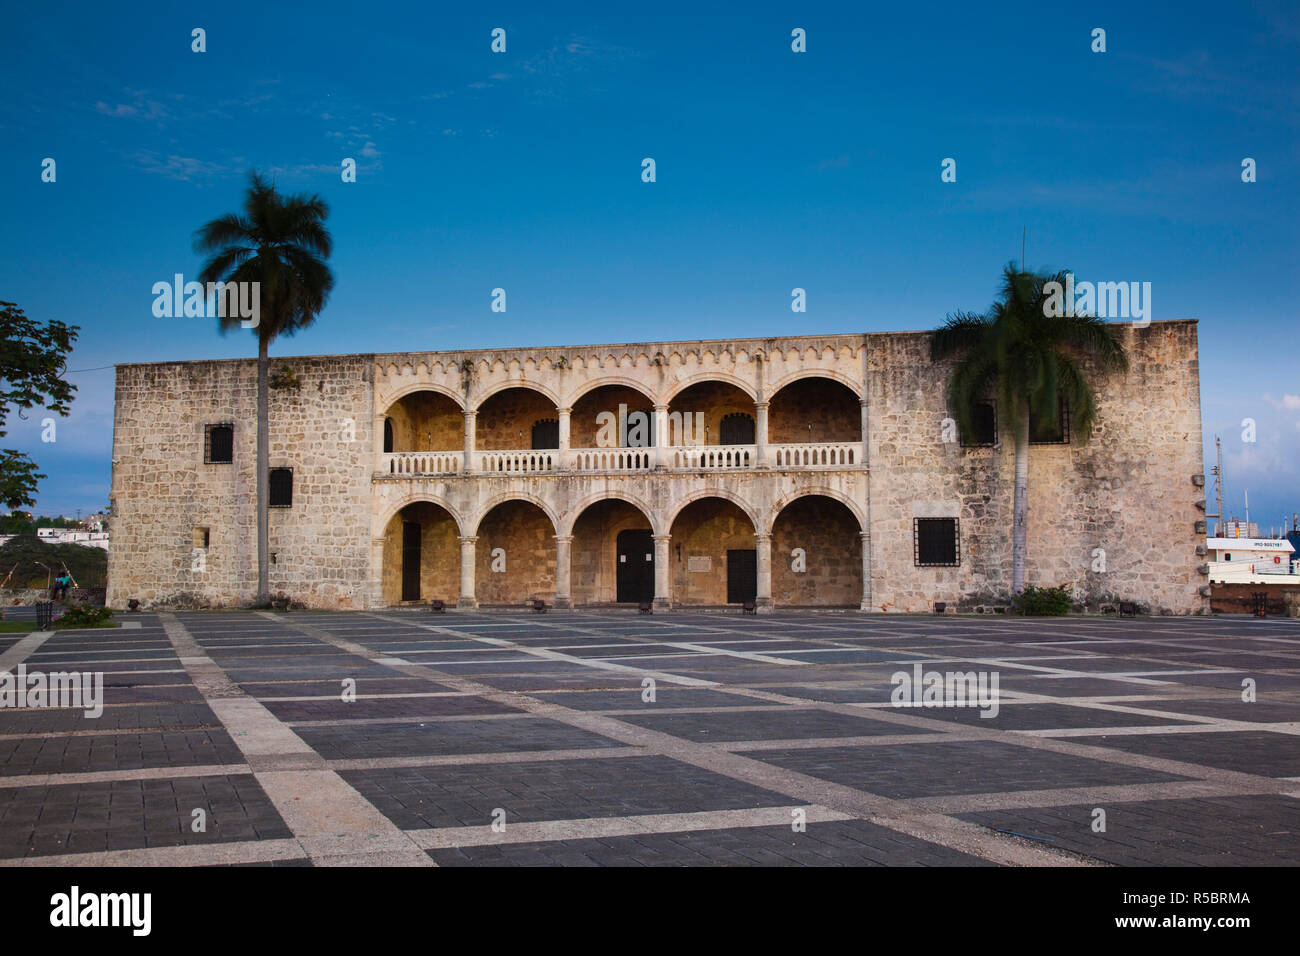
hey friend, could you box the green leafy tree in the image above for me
[194,171,334,605]
[0,302,79,509]
[931,263,1129,593]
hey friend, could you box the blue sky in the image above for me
[1,0,1297,530]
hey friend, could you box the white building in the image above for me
[1204,537,1299,584]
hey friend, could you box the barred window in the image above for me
[1029,397,1070,444]
[531,418,559,449]
[961,402,997,447]
[205,424,234,463]
[720,413,755,445]
[269,468,293,508]
[914,517,960,567]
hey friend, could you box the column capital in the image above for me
[553,534,574,544]
[753,400,770,411]
[556,406,572,416]
[463,408,478,419]
[651,533,672,542]
[754,531,772,542]
[459,535,478,545]
[652,402,669,411]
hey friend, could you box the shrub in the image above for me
[1014,585,1073,616]
[55,605,115,628]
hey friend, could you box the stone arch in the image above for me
[663,373,757,405]
[766,368,863,401]
[375,491,467,537]
[565,376,658,408]
[560,489,661,537]
[770,492,864,608]
[665,488,761,532]
[472,491,560,535]
[378,381,466,414]
[766,488,866,534]
[472,379,562,410]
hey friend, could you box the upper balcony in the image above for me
[377,376,865,477]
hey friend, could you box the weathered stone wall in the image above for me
[772,495,862,605]
[769,378,860,444]
[866,321,1205,613]
[669,381,754,442]
[571,500,652,603]
[570,386,653,448]
[111,325,1204,612]
[475,388,558,450]
[669,499,757,605]
[380,502,459,605]
[107,355,374,609]
[386,392,460,452]
[476,501,556,604]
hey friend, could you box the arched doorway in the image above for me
[669,497,757,605]
[771,495,862,606]
[568,498,656,604]
[475,500,557,605]
[382,501,460,605]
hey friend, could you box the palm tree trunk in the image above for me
[1012,412,1029,593]
[256,335,270,605]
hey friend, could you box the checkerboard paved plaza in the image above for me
[1,610,1297,866]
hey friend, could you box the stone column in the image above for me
[373,412,388,475]
[458,535,478,609]
[554,535,573,609]
[859,530,875,611]
[860,399,870,465]
[755,400,770,468]
[653,403,669,470]
[755,532,773,612]
[370,535,387,608]
[463,409,477,474]
[557,407,571,471]
[652,534,672,609]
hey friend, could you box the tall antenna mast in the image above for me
[1021,227,1026,273]
[1207,435,1224,535]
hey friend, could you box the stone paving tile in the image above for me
[1174,671,1300,691]
[265,694,524,722]
[1135,699,1300,724]
[0,774,290,858]
[616,707,933,741]
[531,688,767,710]
[881,702,1200,731]
[341,755,795,829]
[97,685,206,704]
[473,675,649,692]
[212,857,315,867]
[760,683,898,703]
[295,716,626,760]
[238,678,454,697]
[1078,729,1300,777]
[0,702,222,735]
[0,729,246,777]
[100,672,192,686]
[958,794,1300,866]
[994,677,1190,696]
[428,819,998,866]
[1,611,1296,866]
[747,740,1191,799]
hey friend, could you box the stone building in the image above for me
[106,321,1208,613]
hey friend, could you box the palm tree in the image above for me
[931,262,1128,594]
[194,171,334,606]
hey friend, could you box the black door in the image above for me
[401,521,421,602]
[616,529,655,603]
[726,549,757,603]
